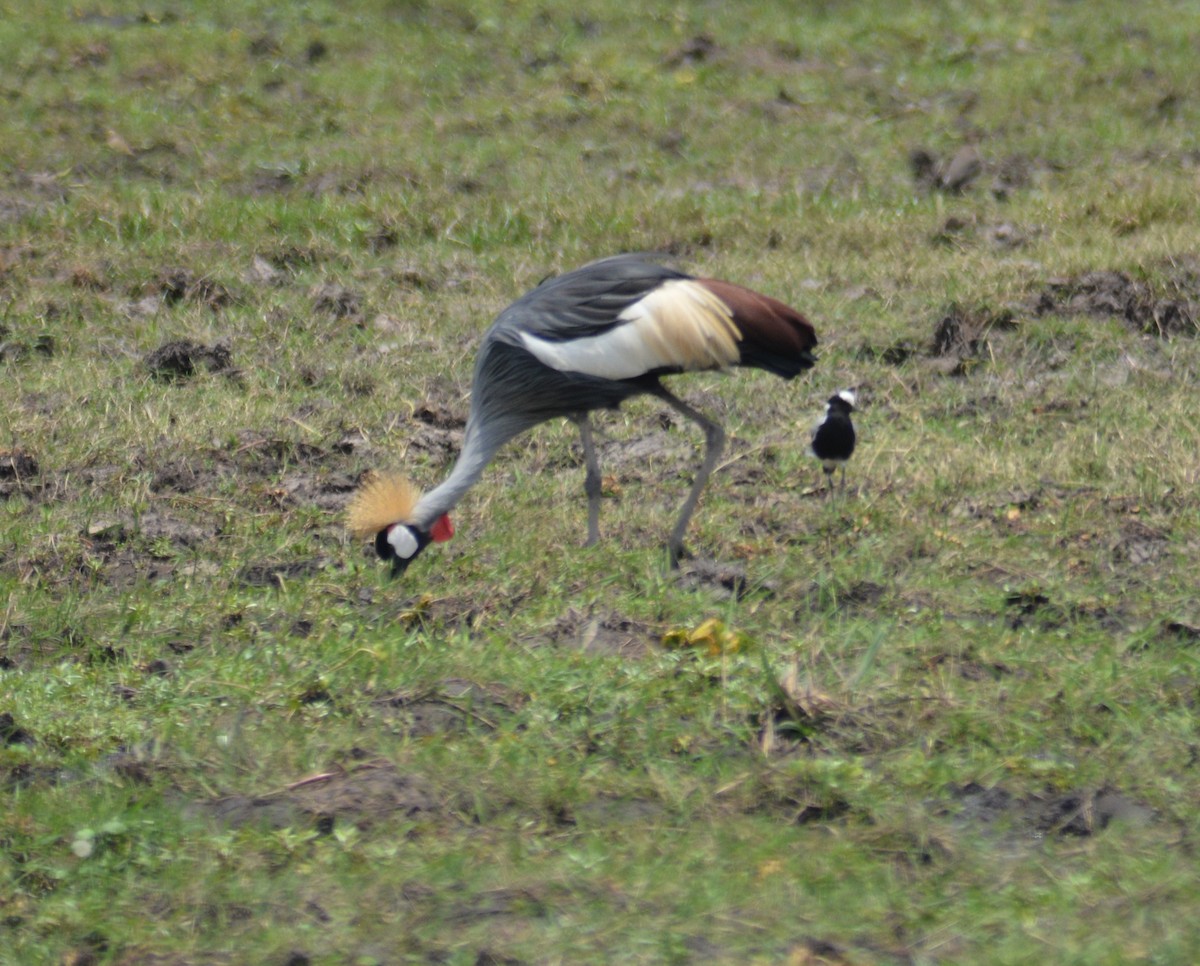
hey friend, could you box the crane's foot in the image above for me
[667,541,693,569]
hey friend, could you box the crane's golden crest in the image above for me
[346,471,422,539]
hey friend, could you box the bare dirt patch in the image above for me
[923,649,1015,682]
[910,146,1059,198]
[948,782,1153,837]
[676,558,759,600]
[596,429,694,476]
[540,609,659,659]
[198,759,442,832]
[235,559,332,587]
[1001,588,1123,633]
[404,397,467,467]
[272,470,358,512]
[149,458,218,495]
[1112,520,1170,568]
[796,579,888,616]
[1033,265,1200,336]
[0,711,36,747]
[570,794,668,828]
[71,511,217,588]
[372,678,525,737]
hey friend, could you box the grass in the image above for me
[4,0,1200,962]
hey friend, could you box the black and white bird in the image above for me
[811,390,857,494]
[348,254,818,573]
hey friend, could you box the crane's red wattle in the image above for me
[430,513,454,542]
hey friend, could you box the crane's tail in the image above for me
[346,471,422,539]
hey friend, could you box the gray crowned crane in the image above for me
[348,254,818,574]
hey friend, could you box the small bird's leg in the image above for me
[652,387,725,568]
[573,414,603,547]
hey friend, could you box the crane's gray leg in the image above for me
[572,414,603,547]
[651,387,725,568]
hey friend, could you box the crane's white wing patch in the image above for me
[518,279,741,380]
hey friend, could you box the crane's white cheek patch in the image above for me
[387,525,419,560]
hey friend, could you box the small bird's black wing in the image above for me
[489,254,689,344]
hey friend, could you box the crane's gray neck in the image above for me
[409,413,530,529]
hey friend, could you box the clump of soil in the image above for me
[910,147,1058,198]
[154,267,235,310]
[310,282,363,319]
[663,34,719,68]
[0,326,54,363]
[857,303,1015,374]
[1034,267,1199,336]
[910,145,982,193]
[0,712,35,746]
[856,339,918,366]
[928,303,1017,375]
[0,448,39,497]
[143,339,234,380]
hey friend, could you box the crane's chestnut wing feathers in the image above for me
[695,278,818,379]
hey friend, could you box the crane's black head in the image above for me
[373,514,454,577]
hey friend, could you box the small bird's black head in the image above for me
[826,389,855,414]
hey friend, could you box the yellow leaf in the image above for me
[756,858,783,880]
